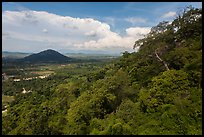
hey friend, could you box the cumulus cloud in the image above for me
[162,11,176,18]
[126,27,151,37]
[2,10,151,53]
[85,31,97,37]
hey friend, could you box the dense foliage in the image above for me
[2,6,202,135]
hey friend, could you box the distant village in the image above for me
[2,73,50,82]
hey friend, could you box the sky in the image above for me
[2,2,202,54]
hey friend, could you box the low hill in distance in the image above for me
[2,50,120,64]
[2,51,31,59]
[18,49,73,63]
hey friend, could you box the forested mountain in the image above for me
[18,49,72,63]
[2,6,202,135]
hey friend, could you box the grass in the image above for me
[2,95,15,104]
[31,70,55,75]
[2,95,15,108]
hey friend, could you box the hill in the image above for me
[19,49,72,63]
[2,51,31,59]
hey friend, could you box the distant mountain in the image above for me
[19,49,72,63]
[2,51,31,59]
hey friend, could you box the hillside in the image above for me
[2,6,202,135]
[19,49,72,63]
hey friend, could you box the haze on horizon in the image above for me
[2,2,202,54]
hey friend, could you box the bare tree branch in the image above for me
[155,49,170,71]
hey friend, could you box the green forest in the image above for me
[2,6,202,135]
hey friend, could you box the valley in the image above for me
[2,54,115,116]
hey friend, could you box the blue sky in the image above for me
[2,2,202,54]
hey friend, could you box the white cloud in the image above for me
[126,27,151,37]
[125,17,147,25]
[162,11,176,18]
[42,29,48,33]
[2,10,151,53]
[85,31,97,37]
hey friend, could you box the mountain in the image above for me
[2,51,31,59]
[19,49,72,63]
